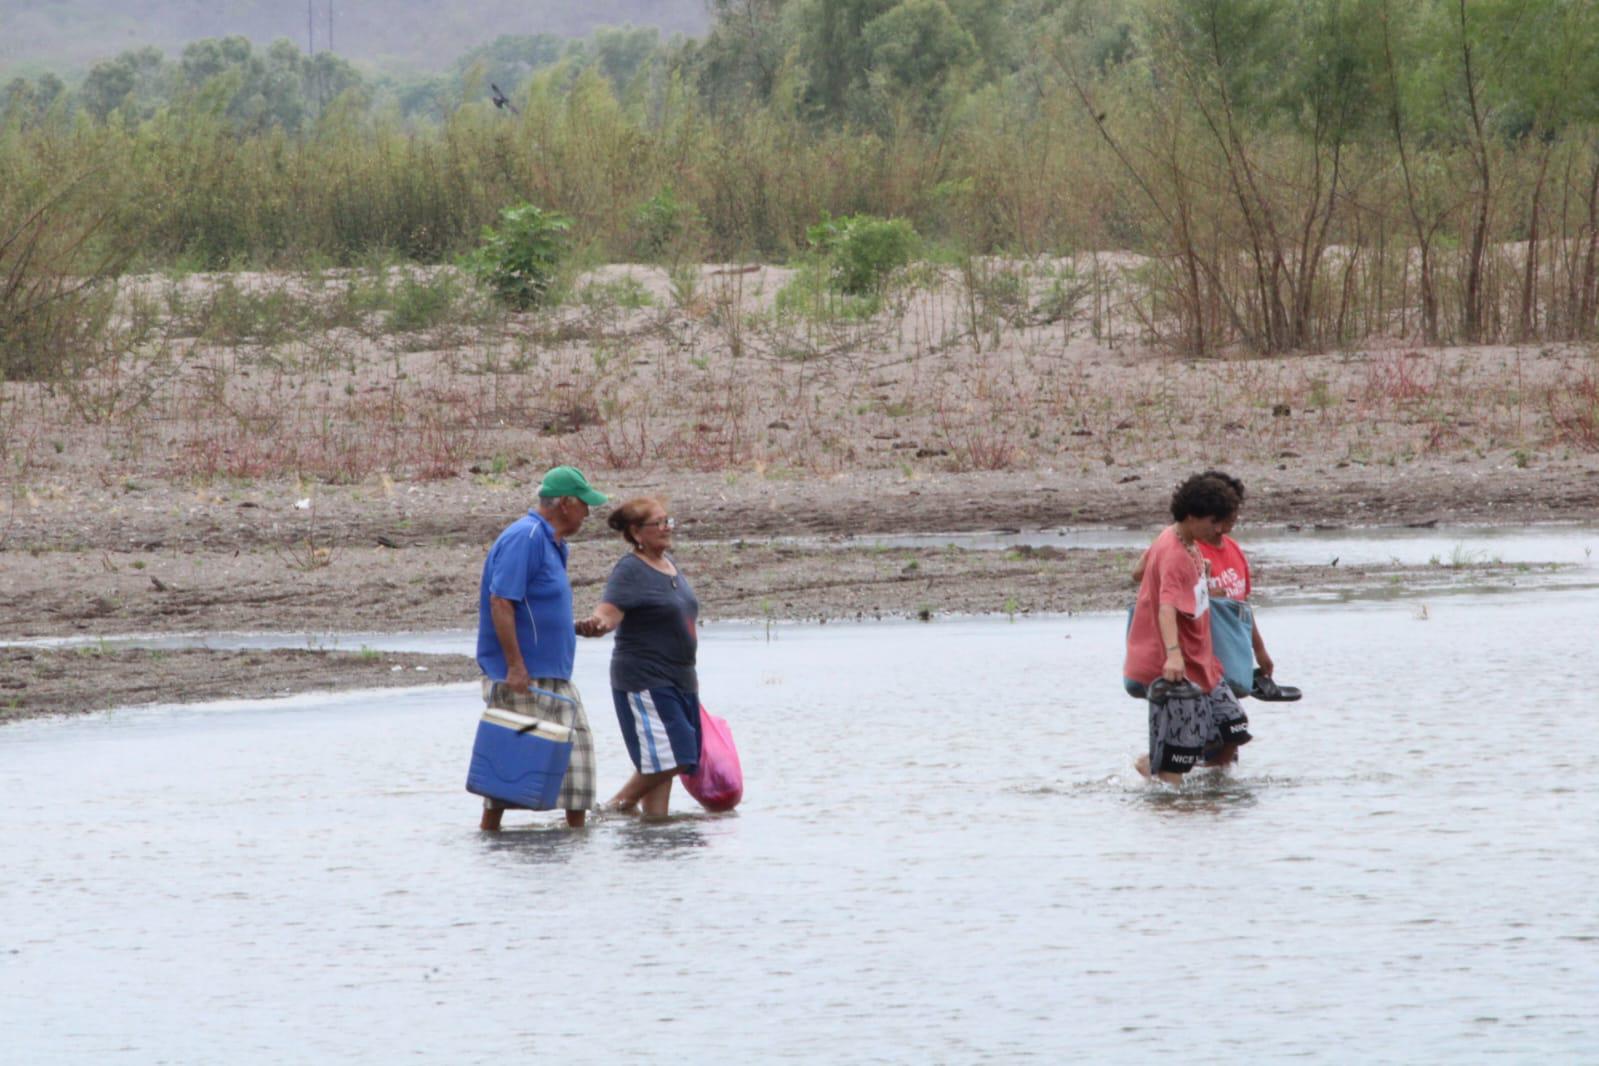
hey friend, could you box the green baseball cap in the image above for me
[538,465,609,506]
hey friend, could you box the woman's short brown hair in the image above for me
[606,496,666,548]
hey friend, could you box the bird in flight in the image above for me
[491,83,520,116]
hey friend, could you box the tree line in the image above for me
[7,0,1599,354]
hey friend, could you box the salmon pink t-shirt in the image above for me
[1197,535,1251,601]
[1123,526,1222,691]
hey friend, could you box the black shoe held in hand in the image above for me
[1251,668,1302,702]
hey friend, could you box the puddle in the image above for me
[4,589,1596,1060]
[790,521,1599,568]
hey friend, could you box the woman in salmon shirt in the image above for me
[1125,474,1252,784]
[1131,470,1301,701]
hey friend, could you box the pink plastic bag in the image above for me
[680,704,743,812]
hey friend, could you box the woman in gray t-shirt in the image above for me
[576,497,702,817]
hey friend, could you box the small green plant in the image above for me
[464,202,572,310]
[197,278,299,345]
[385,272,466,332]
[1306,376,1333,410]
[668,264,700,307]
[978,268,1027,320]
[633,187,695,264]
[774,262,880,322]
[805,212,919,295]
[579,275,654,311]
[1033,266,1090,325]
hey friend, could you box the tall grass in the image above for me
[8,38,1599,363]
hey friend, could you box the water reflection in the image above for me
[611,818,712,861]
[477,810,726,864]
[1135,774,1263,816]
[479,825,590,866]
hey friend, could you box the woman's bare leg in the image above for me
[607,772,651,812]
[640,776,674,818]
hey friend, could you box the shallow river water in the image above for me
[4,586,1598,1061]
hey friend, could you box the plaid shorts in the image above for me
[1149,681,1251,776]
[481,678,596,812]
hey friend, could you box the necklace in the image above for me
[635,548,678,587]
[1173,524,1207,572]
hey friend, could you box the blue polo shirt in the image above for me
[476,510,575,681]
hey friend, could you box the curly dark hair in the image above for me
[1199,469,1245,504]
[1170,473,1240,522]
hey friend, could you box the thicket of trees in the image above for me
[1,28,668,128]
[9,0,1599,355]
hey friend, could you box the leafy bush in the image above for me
[774,261,882,322]
[633,188,692,264]
[1033,266,1091,326]
[464,203,572,310]
[805,213,919,295]
[387,271,467,332]
[194,277,301,345]
[579,275,654,311]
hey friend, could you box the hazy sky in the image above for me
[0,0,711,77]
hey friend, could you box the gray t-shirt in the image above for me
[602,552,700,693]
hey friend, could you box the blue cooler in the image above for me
[465,707,574,810]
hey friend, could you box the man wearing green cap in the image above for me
[475,465,610,830]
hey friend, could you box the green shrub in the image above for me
[805,213,919,295]
[463,203,572,310]
[633,188,692,264]
[774,260,882,322]
[196,278,300,345]
[1033,266,1091,325]
[579,275,654,311]
[387,271,465,332]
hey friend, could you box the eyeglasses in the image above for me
[638,516,676,530]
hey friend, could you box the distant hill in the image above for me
[0,0,710,77]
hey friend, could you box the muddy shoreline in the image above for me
[4,459,1595,719]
